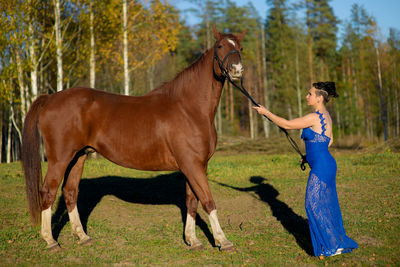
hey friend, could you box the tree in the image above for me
[387,28,400,136]
[54,0,63,92]
[265,0,296,124]
[305,0,338,81]
[89,0,95,88]
[340,4,378,138]
[122,0,129,95]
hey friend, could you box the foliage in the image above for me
[0,0,399,162]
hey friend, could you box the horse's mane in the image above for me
[146,48,213,98]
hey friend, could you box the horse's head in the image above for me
[213,25,246,81]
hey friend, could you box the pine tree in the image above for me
[265,0,296,122]
[305,0,338,81]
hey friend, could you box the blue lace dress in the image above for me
[301,111,358,257]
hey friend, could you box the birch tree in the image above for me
[28,0,38,101]
[89,0,95,88]
[54,0,63,92]
[122,0,129,95]
[261,23,270,137]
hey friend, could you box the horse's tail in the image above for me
[21,94,49,225]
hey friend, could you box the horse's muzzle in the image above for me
[229,63,244,80]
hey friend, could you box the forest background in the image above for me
[1,0,399,163]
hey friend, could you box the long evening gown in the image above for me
[301,111,358,257]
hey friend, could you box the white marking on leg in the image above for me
[68,205,90,244]
[184,214,202,248]
[208,210,232,248]
[41,207,58,248]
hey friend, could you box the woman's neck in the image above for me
[312,103,326,113]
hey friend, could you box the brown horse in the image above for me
[22,25,245,251]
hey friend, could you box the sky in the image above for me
[172,0,400,40]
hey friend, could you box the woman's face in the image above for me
[306,87,321,106]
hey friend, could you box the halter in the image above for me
[213,40,242,82]
[212,39,308,171]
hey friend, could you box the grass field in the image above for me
[0,142,399,265]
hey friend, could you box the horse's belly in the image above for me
[95,139,179,171]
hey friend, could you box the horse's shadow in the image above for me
[52,172,214,245]
[214,176,313,256]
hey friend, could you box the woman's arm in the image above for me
[253,105,318,130]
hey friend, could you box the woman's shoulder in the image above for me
[303,112,320,123]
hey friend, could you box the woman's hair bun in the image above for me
[313,81,339,98]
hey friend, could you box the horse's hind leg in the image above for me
[184,181,203,250]
[41,159,72,250]
[62,153,91,245]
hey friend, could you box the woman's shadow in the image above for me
[214,176,313,255]
[51,172,213,245]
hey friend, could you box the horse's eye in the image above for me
[240,48,243,52]
[218,45,222,49]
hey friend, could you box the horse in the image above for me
[21,25,245,252]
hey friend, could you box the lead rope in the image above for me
[213,46,307,170]
[228,76,307,171]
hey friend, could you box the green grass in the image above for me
[0,150,399,266]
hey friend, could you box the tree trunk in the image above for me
[375,44,387,141]
[15,50,27,119]
[295,40,302,118]
[395,85,399,136]
[249,99,255,139]
[261,23,270,138]
[217,102,222,135]
[10,103,22,146]
[336,104,341,139]
[28,0,38,102]
[307,25,313,85]
[0,104,2,162]
[89,0,96,89]
[54,0,63,92]
[224,84,229,121]
[287,104,293,120]
[394,64,399,136]
[148,65,154,91]
[123,0,129,95]
[230,82,234,127]
[6,114,12,163]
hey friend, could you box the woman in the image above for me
[253,82,358,258]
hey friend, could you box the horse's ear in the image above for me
[213,24,221,40]
[237,29,247,41]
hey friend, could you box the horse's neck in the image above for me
[190,49,224,116]
[154,48,224,118]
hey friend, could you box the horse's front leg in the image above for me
[184,181,203,250]
[208,209,234,251]
[180,161,234,251]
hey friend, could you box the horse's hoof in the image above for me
[186,239,204,251]
[220,243,236,253]
[78,236,93,246]
[216,240,235,252]
[189,242,204,251]
[47,242,62,252]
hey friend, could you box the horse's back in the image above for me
[38,87,180,170]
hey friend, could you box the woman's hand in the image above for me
[253,105,269,116]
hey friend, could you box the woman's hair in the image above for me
[313,81,339,103]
